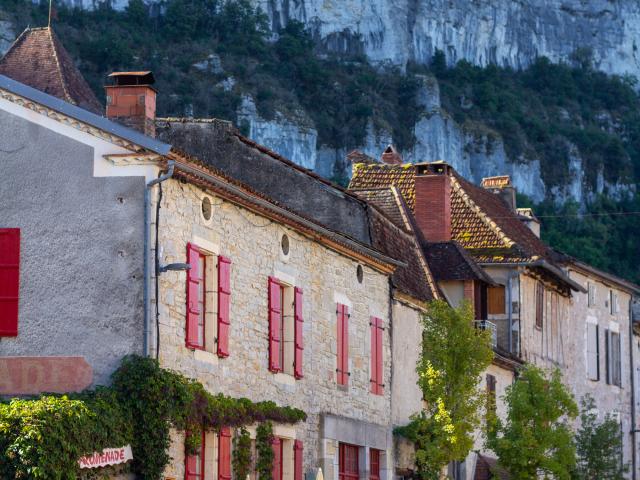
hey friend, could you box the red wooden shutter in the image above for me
[268,277,282,372]
[218,427,232,480]
[370,317,384,395]
[294,287,304,379]
[0,229,20,336]
[337,304,349,385]
[186,243,202,348]
[217,256,232,357]
[271,437,282,480]
[294,440,304,480]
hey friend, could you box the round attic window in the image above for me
[281,234,290,256]
[357,265,364,284]
[201,196,212,221]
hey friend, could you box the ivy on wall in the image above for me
[0,355,306,480]
[232,427,253,480]
[255,421,275,480]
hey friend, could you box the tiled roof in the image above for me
[0,27,102,114]
[349,162,553,263]
[423,241,494,283]
[353,188,406,229]
[351,163,417,209]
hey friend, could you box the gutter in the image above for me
[143,161,175,357]
[478,259,587,293]
[172,161,406,271]
[630,297,637,480]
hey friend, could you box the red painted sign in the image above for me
[0,356,93,395]
[78,445,133,469]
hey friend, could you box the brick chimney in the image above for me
[105,71,156,137]
[481,175,516,211]
[381,145,402,164]
[414,162,452,242]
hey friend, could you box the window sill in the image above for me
[193,349,218,365]
[274,372,296,386]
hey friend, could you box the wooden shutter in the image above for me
[587,323,600,381]
[487,286,505,315]
[369,449,380,480]
[370,317,384,395]
[294,287,304,379]
[271,437,282,480]
[0,229,20,336]
[294,440,304,480]
[605,329,611,384]
[186,243,203,348]
[337,304,350,385]
[218,427,232,480]
[268,277,282,373]
[217,256,232,357]
[535,282,544,329]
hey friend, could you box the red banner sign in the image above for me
[78,445,133,469]
[0,356,93,395]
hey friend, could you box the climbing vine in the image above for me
[256,422,275,480]
[233,427,253,480]
[0,355,305,480]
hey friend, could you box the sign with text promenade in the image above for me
[0,356,93,395]
[78,445,133,469]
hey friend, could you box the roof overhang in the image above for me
[478,259,587,293]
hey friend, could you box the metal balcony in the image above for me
[474,320,498,348]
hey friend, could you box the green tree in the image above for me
[397,300,494,479]
[573,395,627,479]
[487,365,578,480]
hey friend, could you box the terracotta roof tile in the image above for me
[423,241,495,283]
[0,27,102,114]
[352,188,406,229]
[349,162,553,264]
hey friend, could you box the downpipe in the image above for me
[629,298,637,480]
[143,161,174,357]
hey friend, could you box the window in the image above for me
[610,291,619,315]
[587,323,600,381]
[185,430,205,480]
[486,374,496,418]
[370,449,381,480]
[0,228,20,336]
[336,304,350,386]
[370,317,384,395]
[268,278,304,377]
[605,329,622,387]
[339,444,359,480]
[186,244,232,355]
[588,283,596,307]
[487,286,506,315]
[535,281,544,329]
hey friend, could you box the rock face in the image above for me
[255,0,640,78]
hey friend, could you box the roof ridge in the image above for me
[450,175,515,249]
[47,27,72,105]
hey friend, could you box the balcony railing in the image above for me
[474,320,497,348]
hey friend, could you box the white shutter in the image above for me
[588,284,596,307]
[587,323,599,381]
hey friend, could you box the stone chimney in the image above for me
[414,162,453,242]
[381,145,402,164]
[105,71,156,137]
[516,208,541,237]
[481,175,516,211]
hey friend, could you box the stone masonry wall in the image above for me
[155,179,392,479]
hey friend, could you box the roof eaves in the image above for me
[0,74,170,155]
[568,259,640,294]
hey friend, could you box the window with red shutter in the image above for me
[294,287,304,379]
[268,277,282,372]
[339,443,359,480]
[218,427,232,480]
[185,430,205,480]
[186,243,206,349]
[217,256,232,357]
[370,317,384,395]
[336,304,350,386]
[369,449,381,480]
[271,437,283,480]
[294,440,304,480]
[0,229,20,336]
